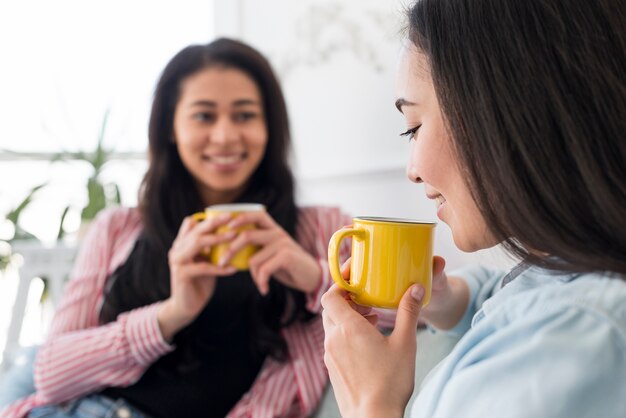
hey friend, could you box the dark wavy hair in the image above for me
[100,38,310,361]
[407,0,626,275]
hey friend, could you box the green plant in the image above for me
[0,108,123,270]
[54,109,122,238]
[0,183,46,272]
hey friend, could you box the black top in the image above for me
[102,270,266,418]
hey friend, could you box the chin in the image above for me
[451,231,492,253]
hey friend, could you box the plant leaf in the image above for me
[12,226,38,241]
[110,183,122,205]
[81,177,106,221]
[6,183,46,225]
[57,205,71,240]
[92,108,111,174]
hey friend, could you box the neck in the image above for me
[197,183,246,207]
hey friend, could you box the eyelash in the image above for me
[400,125,421,142]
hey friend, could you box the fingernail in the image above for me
[218,256,227,267]
[411,285,425,302]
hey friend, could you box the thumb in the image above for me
[391,285,426,343]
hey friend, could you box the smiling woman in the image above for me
[1,37,352,418]
[395,45,493,253]
[173,67,269,205]
[321,1,626,417]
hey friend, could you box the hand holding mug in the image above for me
[219,208,322,295]
[322,280,427,418]
[419,256,471,330]
[158,213,238,341]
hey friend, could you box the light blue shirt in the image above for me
[411,264,626,418]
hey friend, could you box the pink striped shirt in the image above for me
[2,206,352,418]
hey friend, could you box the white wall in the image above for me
[215,0,516,271]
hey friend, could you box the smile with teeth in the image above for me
[205,154,246,164]
[435,195,446,207]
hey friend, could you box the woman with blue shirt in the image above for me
[321,0,626,417]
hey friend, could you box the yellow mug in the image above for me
[192,203,265,271]
[328,217,436,309]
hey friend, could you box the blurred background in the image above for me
[0,0,512,370]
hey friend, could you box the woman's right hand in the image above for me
[157,213,238,342]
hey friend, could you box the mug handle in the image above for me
[328,227,367,295]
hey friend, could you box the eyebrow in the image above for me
[395,98,417,113]
[190,99,261,107]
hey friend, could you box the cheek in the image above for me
[246,124,268,151]
[406,134,441,184]
[173,120,198,147]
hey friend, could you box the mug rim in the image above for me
[354,216,436,226]
[206,203,266,212]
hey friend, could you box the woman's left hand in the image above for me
[218,210,321,295]
[321,278,426,418]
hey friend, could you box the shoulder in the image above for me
[93,206,140,226]
[439,273,626,417]
[90,207,141,234]
[472,272,626,366]
[503,272,626,332]
[69,207,142,278]
[296,206,351,229]
[81,207,142,252]
[294,206,351,253]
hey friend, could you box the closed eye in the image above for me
[400,125,421,142]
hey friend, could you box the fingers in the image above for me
[176,261,237,280]
[391,285,425,344]
[321,285,366,327]
[432,255,448,291]
[250,249,286,295]
[222,229,282,262]
[341,258,351,280]
[195,212,232,233]
[226,211,277,230]
[176,212,230,239]
[433,255,446,277]
[245,241,291,294]
[348,300,372,317]
[177,217,195,238]
[364,313,379,327]
[170,231,236,264]
[247,241,282,269]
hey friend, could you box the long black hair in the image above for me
[100,38,309,361]
[408,0,626,275]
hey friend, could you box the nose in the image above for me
[406,144,423,184]
[211,116,238,144]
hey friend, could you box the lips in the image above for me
[201,152,248,172]
[205,154,245,164]
[425,190,445,204]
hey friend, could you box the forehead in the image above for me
[395,44,432,102]
[179,67,262,102]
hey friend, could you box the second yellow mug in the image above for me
[192,203,265,271]
[328,217,436,309]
